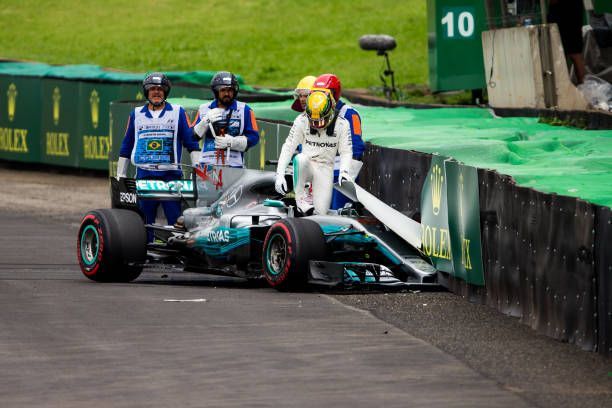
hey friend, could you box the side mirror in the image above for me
[263,199,286,208]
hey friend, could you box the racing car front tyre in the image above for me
[262,218,326,291]
[77,209,147,282]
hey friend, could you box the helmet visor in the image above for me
[309,117,329,129]
[294,89,311,99]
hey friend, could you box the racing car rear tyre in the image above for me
[262,218,326,291]
[77,208,146,282]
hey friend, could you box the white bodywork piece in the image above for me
[335,181,422,250]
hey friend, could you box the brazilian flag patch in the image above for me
[146,139,163,151]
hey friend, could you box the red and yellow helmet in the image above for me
[313,73,341,102]
[305,89,335,129]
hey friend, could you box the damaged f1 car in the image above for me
[77,166,440,290]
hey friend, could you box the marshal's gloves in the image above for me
[338,170,352,186]
[194,108,226,138]
[116,157,129,179]
[214,135,248,152]
[214,135,231,149]
[189,150,201,165]
[275,173,288,195]
[206,108,225,125]
[193,118,207,139]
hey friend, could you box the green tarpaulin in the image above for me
[359,106,612,208]
[0,61,244,87]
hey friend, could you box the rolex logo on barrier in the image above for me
[90,89,100,129]
[136,91,144,101]
[431,164,444,216]
[7,83,17,122]
[52,87,61,125]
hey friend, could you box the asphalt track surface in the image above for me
[0,167,610,407]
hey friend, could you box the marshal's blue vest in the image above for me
[199,101,247,167]
[131,104,181,171]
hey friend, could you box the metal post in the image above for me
[539,25,558,108]
[484,0,497,29]
[537,0,556,107]
[384,53,397,101]
[540,0,547,24]
[500,0,508,27]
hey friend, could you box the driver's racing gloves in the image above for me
[338,170,352,186]
[275,173,288,195]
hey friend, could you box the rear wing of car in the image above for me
[110,177,196,211]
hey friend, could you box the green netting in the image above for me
[358,107,612,207]
[0,61,242,86]
[170,98,612,208]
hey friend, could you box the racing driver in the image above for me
[313,73,365,209]
[274,89,353,215]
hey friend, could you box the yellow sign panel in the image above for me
[52,87,61,126]
[259,128,266,170]
[7,83,17,122]
[421,225,452,260]
[83,135,110,160]
[46,132,70,156]
[89,89,100,129]
[0,127,28,153]
[431,163,443,216]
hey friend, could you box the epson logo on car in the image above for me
[208,229,230,243]
[119,192,137,204]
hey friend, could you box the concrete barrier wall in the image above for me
[482,24,588,110]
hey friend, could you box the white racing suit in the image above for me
[276,114,353,215]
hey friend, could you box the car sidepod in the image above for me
[192,226,251,263]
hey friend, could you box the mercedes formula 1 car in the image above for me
[77,166,440,290]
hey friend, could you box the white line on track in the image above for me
[163,298,208,302]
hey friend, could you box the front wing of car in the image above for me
[308,261,440,289]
